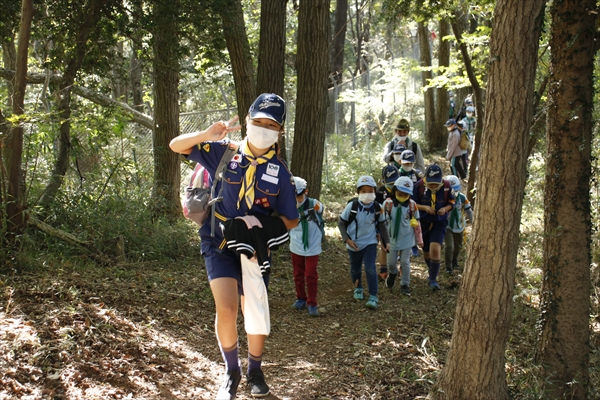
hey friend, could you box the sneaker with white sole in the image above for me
[429,281,441,291]
[247,368,269,398]
[216,369,241,400]
[400,285,411,296]
[365,295,379,309]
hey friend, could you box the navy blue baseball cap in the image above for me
[424,164,443,184]
[393,143,407,153]
[249,93,286,126]
[445,119,457,127]
[381,165,400,184]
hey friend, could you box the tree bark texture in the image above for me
[38,0,112,210]
[418,21,434,146]
[151,0,182,221]
[330,0,348,87]
[4,0,33,237]
[433,19,450,150]
[256,0,287,161]
[434,1,545,399]
[256,0,287,96]
[451,20,484,203]
[291,0,330,199]
[2,38,16,109]
[536,0,596,398]
[218,0,256,135]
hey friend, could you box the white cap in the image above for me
[293,176,307,194]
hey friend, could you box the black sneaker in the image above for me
[385,273,397,289]
[216,369,241,400]
[247,368,270,398]
[400,285,411,296]
[446,268,454,276]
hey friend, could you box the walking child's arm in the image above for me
[465,207,474,224]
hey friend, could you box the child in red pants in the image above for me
[289,177,324,317]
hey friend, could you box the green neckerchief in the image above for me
[298,198,310,249]
[392,200,409,240]
[449,193,464,229]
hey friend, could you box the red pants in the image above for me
[291,253,319,307]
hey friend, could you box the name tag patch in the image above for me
[261,174,279,185]
[266,163,280,177]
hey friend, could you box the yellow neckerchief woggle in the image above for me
[237,138,276,209]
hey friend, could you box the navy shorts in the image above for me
[203,247,270,296]
[421,219,448,252]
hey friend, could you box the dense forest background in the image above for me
[1,0,600,399]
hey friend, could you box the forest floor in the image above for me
[1,210,599,399]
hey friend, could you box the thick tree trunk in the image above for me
[38,0,111,210]
[291,0,330,199]
[433,19,450,150]
[150,0,181,221]
[535,1,596,398]
[219,0,256,135]
[434,1,545,399]
[256,0,287,160]
[418,21,434,146]
[5,0,34,238]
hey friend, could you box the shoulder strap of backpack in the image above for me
[209,143,239,236]
[347,198,359,225]
[412,141,418,154]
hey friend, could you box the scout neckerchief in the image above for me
[298,198,310,250]
[237,139,276,209]
[449,192,464,229]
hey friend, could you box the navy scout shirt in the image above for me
[187,139,298,254]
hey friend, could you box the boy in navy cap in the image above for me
[412,164,455,290]
[376,165,399,279]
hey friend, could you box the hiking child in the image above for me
[383,118,426,172]
[443,175,473,274]
[382,176,423,296]
[389,143,407,170]
[376,165,400,280]
[412,164,455,291]
[338,176,390,309]
[169,93,299,400]
[445,119,467,180]
[462,105,477,149]
[398,149,424,257]
[289,176,324,317]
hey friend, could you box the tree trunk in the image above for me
[418,21,434,146]
[2,37,16,109]
[150,0,181,221]
[291,0,330,199]
[256,0,287,160]
[5,0,34,238]
[218,0,256,135]
[433,19,450,150]
[38,0,111,210]
[434,1,545,399]
[130,44,143,112]
[451,20,484,203]
[330,0,348,86]
[535,0,596,398]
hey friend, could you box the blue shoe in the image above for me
[365,295,378,309]
[429,281,441,291]
[411,246,419,257]
[307,305,320,317]
[292,299,306,310]
[353,288,364,300]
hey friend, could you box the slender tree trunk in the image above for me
[150,0,181,221]
[434,1,545,399]
[331,0,348,86]
[256,0,287,160]
[451,20,484,203]
[291,0,330,198]
[535,1,596,398]
[38,0,112,210]
[2,38,16,109]
[433,19,450,150]
[418,21,434,145]
[218,0,256,135]
[5,0,34,238]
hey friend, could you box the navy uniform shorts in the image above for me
[203,246,270,296]
[421,219,448,252]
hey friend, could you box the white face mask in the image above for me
[397,135,408,142]
[466,112,473,118]
[246,124,279,149]
[393,154,402,163]
[402,165,413,172]
[358,192,376,205]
